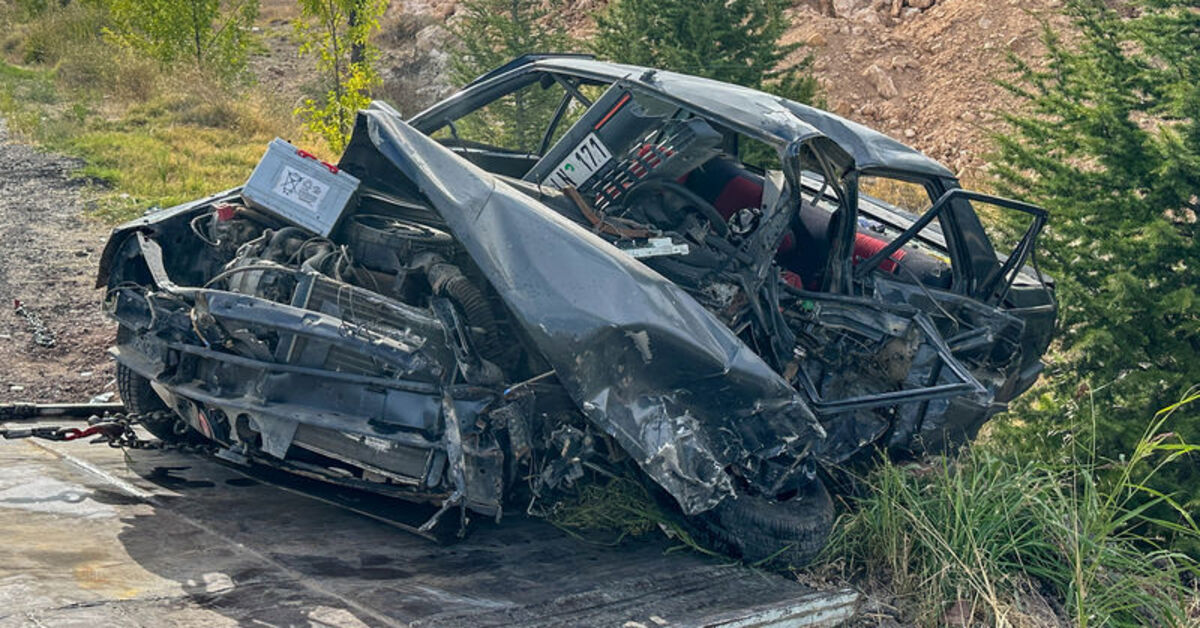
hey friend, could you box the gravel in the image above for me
[0,117,116,403]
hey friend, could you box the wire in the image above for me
[190,212,220,247]
[189,306,213,349]
[286,237,334,265]
[202,264,299,289]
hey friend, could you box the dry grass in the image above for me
[859,175,930,214]
[0,3,309,223]
[256,0,302,26]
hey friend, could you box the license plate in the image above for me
[543,133,613,189]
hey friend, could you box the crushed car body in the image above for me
[97,55,1055,564]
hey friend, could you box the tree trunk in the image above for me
[192,1,205,68]
[349,0,366,64]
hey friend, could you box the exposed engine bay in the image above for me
[98,62,1054,564]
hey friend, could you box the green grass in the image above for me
[534,398,1200,625]
[0,7,304,224]
[821,393,1200,626]
[61,89,299,221]
[0,60,43,80]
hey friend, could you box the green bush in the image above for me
[990,0,1200,535]
[2,2,158,103]
[56,40,158,102]
[446,0,576,153]
[0,3,298,223]
[16,1,109,66]
[294,0,387,153]
[105,0,259,82]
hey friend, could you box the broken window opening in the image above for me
[429,72,607,177]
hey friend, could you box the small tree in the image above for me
[295,0,386,153]
[106,0,259,80]
[592,0,818,105]
[447,0,574,152]
[991,0,1199,534]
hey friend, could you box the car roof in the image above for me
[491,54,955,180]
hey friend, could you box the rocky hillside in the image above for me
[370,0,1070,180]
[787,0,1069,180]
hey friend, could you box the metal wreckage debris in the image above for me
[73,56,1054,564]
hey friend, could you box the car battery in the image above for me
[242,138,361,237]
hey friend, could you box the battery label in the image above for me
[273,165,330,212]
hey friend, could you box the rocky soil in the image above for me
[0,119,115,404]
[786,0,1069,180]
[383,0,1070,181]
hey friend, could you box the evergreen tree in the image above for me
[592,0,818,105]
[447,0,574,152]
[991,0,1199,519]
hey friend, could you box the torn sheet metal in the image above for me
[342,102,825,513]
[91,56,1055,563]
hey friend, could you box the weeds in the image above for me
[824,393,1200,626]
[541,396,1200,626]
[543,474,718,557]
[0,5,304,223]
[2,5,1198,624]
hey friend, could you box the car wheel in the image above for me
[115,327,202,444]
[690,479,835,567]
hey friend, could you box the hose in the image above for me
[263,227,312,262]
[415,253,510,367]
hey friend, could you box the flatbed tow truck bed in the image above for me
[0,435,859,627]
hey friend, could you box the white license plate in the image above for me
[543,133,613,189]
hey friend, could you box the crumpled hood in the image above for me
[339,102,824,514]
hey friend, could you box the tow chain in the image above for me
[13,299,57,348]
[1,410,212,454]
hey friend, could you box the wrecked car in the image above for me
[97,55,1055,565]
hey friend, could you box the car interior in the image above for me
[425,71,954,293]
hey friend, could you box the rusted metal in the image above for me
[12,299,56,348]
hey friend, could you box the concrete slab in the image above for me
[0,439,859,627]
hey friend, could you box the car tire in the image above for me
[690,480,835,567]
[115,327,201,444]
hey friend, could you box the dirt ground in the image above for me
[0,119,115,404]
[784,0,1071,181]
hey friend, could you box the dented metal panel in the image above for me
[343,103,824,513]
[89,57,1055,567]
